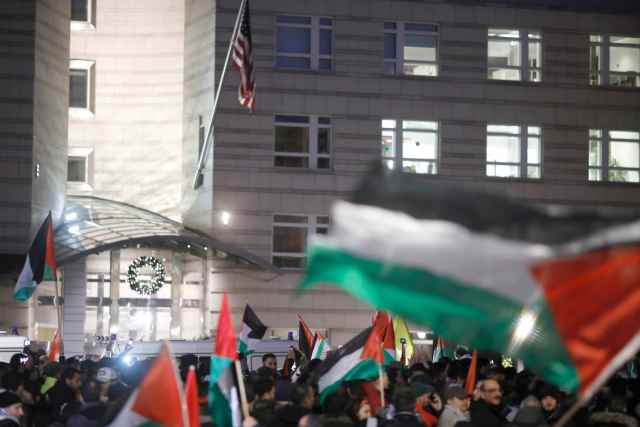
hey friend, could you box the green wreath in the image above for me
[127,256,166,295]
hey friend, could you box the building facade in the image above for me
[2,0,639,350]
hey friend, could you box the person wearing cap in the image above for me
[0,391,23,427]
[437,386,471,427]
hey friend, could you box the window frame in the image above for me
[485,124,543,179]
[274,115,332,170]
[589,129,640,183]
[384,21,439,77]
[66,146,94,190]
[69,59,96,119]
[381,119,439,175]
[487,28,542,82]
[590,34,640,88]
[274,15,333,71]
[272,214,329,269]
[70,0,96,30]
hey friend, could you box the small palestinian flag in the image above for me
[372,311,396,364]
[316,327,381,401]
[310,332,331,361]
[301,169,640,398]
[108,342,187,427]
[298,315,314,360]
[238,304,267,355]
[14,212,57,301]
[209,293,241,427]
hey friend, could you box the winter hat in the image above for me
[412,381,436,397]
[0,391,21,408]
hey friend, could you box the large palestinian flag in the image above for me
[301,170,640,399]
[108,342,187,427]
[209,293,241,427]
[316,327,382,401]
[14,212,57,301]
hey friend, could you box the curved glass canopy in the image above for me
[56,196,275,270]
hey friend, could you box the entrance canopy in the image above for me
[56,196,275,270]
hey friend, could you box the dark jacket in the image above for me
[46,381,79,421]
[381,412,424,427]
[271,404,310,427]
[470,400,506,427]
[251,399,276,427]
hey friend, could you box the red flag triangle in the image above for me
[215,293,237,360]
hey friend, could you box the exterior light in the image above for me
[220,211,231,226]
[417,331,427,339]
[65,212,78,221]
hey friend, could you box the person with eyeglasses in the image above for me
[470,379,507,427]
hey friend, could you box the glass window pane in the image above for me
[527,137,540,164]
[610,73,639,87]
[488,125,520,134]
[276,56,311,69]
[527,126,541,135]
[69,69,88,108]
[67,157,86,182]
[317,158,331,169]
[384,62,397,75]
[318,129,331,154]
[384,22,397,30]
[609,141,639,168]
[609,170,640,183]
[319,59,332,70]
[382,119,396,128]
[71,0,88,21]
[276,16,311,25]
[589,129,602,138]
[383,159,395,170]
[273,256,305,269]
[529,41,541,69]
[527,166,541,179]
[487,135,520,163]
[404,34,437,62]
[610,36,640,45]
[318,117,331,125]
[320,30,332,55]
[319,18,332,26]
[488,29,520,38]
[528,31,541,39]
[404,63,437,76]
[529,69,542,82]
[275,156,309,168]
[382,130,395,157]
[590,35,602,43]
[609,46,640,72]
[403,161,436,174]
[403,120,437,130]
[488,68,521,81]
[590,45,601,85]
[275,115,309,123]
[589,168,602,181]
[405,23,438,33]
[273,227,307,253]
[276,27,311,54]
[589,140,602,167]
[488,40,521,67]
[274,215,308,224]
[403,131,437,159]
[384,33,397,59]
[609,131,640,140]
[275,126,309,152]
[487,164,520,178]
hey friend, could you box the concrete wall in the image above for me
[0,0,68,256]
[68,0,185,220]
[205,0,640,344]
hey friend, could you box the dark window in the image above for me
[71,0,88,22]
[67,157,86,182]
[69,69,88,108]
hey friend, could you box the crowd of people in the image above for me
[1,347,640,427]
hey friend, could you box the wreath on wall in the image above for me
[127,256,166,295]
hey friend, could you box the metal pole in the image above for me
[192,0,248,189]
[54,271,64,357]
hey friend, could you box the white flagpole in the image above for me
[192,0,248,189]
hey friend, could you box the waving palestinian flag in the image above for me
[301,169,640,399]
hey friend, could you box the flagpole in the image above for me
[377,363,385,408]
[551,398,584,427]
[234,360,250,419]
[192,0,248,189]
[54,269,64,357]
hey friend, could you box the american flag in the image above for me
[231,0,255,111]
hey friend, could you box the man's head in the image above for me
[479,379,502,406]
[291,383,314,410]
[445,386,471,412]
[0,392,23,419]
[261,353,277,371]
[412,381,435,409]
[253,376,275,401]
[1,372,24,394]
[539,385,560,412]
[61,367,82,391]
[393,386,418,413]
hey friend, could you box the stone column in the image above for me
[96,273,104,336]
[109,250,120,334]
[170,252,183,339]
[201,256,209,337]
[62,259,87,356]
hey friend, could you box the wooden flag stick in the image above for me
[378,363,385,408]
[234,360,250,419]
[551,398,584,427]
